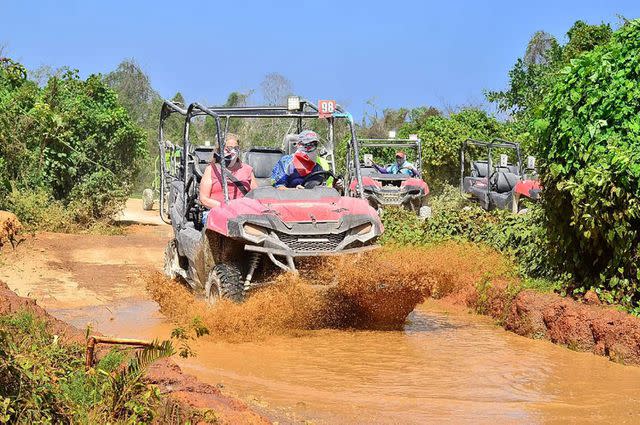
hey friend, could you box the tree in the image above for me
[487,21,612,121]
[171,91,185,105]
[562,20,612,62]
[0,58,147,224]
[524,31,560,66]
[260,73,292,105]
[104,59,159,125]
[224,90,252,107]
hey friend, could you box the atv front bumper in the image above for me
[229,213,382,272]
[244,243,379,272]
[364,187,426,212]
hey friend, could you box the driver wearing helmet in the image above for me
[271,130,332,189]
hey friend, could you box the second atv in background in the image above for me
[460,138,541,213]
[346,132,430,217]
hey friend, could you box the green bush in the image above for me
[535,19,640,308]
[0,311,173,424]
[4,188,72,231]
[0,58,146,229]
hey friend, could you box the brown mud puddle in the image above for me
[3,201,640,424]
[175,300,640,424]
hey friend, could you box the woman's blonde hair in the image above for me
[223,132,240,146]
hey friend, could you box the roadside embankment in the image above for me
[0,279,271,424]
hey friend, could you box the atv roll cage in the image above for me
[160,98,367,208]
[158,101,188,223]
[460,138,522,180]
[356,137,423,176]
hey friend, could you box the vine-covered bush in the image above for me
[0,58,146,228]
[534,20,640,308]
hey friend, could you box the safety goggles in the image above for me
[298,141,319,152]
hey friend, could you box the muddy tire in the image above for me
[205,263,245,304]
[142,188,154,211]
[164,239,180,279]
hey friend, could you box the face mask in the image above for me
[215,147,240,167]
[396,157,404,166]
[297,143,318,162]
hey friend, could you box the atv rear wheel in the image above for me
[164,239,180,279]
[205,263,245,305]
[142,188,154,211]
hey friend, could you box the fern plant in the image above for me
[105,340,174,421]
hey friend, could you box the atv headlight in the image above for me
[351,223,372,236]
[242,223,269,242]
[243,223,268,237]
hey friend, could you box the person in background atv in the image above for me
[200,133,258,214]
[372,151,418,177]
[271,130,333,189]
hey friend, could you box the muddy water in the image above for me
[52,296,640,424]
[16,200,637,424]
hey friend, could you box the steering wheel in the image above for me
[399,164,419,177]
[302,170,335,189]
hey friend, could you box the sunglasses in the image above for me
[299,141,319,151]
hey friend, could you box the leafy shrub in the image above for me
[4,188,72,232]
[0,58,146,229]
[0,311,173,423]
[535,20,640,308]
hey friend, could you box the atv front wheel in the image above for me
[205,263,245,304]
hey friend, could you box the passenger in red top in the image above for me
[199,133,258,210]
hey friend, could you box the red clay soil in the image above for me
[443,277,640,365]
[0,279,83,343]
[0,280,271,424]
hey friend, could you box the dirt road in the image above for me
[2,199,640,424]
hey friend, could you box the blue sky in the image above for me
[2,1,638,118]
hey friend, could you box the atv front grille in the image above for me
[274,231,346,252]
[379,191,403,205]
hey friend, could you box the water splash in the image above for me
[146,243,511,341]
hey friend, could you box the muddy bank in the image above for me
[453,284,640,365]
[423,244,640,365]
[0,279,270,424]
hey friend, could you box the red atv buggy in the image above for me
[159,98,383,303]
[347,135,430,217]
